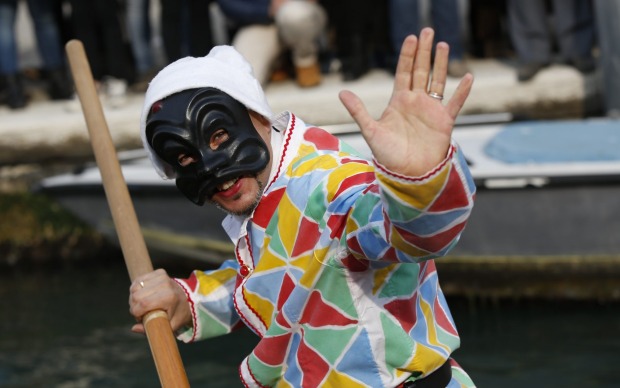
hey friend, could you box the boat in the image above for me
[449,117,620,259]
[35,148,236,266]
[35,116,620,269]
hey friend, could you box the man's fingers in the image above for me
[339,90,374,134]
[429,42,449,97]
[131,323,146,335]
[394,35,417,92]
[129,275,163,319]
[412,28,434,92]
[446,73,474,119]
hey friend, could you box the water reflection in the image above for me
[453,297,620,387]
[1,260,618,387]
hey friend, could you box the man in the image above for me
[216,0,326,87]
[130,28,476,387]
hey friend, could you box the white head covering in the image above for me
[140,45,274,178]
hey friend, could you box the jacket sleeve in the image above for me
[216,0,272,25]
[342,142,476,263]
[173,259,242,342]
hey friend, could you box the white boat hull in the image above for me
[36,118,620,264]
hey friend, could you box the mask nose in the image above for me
[198,151,230,176]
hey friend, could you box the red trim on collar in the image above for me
[246,234,254,266]
[265,113,296,192]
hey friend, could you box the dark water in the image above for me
[1,260,619,388]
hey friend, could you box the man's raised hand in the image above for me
[339,27,474,177]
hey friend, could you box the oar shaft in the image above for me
[66,41,151,281]
[65,39,189,388]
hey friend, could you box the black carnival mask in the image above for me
[145,88,270,205]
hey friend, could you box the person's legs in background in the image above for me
[389,0,469,77]
[552,0,596,74]
[188,0,213,57]
[159,0,185,63]
[68,0,103,79]
[26,0,72,100]
[594,0,620,116]
[276,0,326,87]
[0,0,27,109]
[51,0,72,44]
[95,0,134,105]
[326,0,375,81]
[69,0,133,106]
[430,0,470,77]
[507,0,552,81]
[126,0,157,92]
[232,24,281,87]
[388,0,419,72]
[468,0,511,59]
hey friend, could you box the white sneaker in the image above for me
[63,92,82,113]
[103,77,128,108]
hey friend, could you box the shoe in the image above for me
[341,51,370,81]
[340,35,370,81]
[295,62,321,88]
[447,60,470,78]
[341,61,369,81]
[130,68,158,93]
[0,74,28,109]
[270,68,290,83]
[103,76,128,108]
[568,57,596,74]
[517,62,548,82]
[63,93,82,113]
[46,67,74,100]
[270,54,293,83]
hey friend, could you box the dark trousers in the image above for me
[388,0,465,61]
[160,0,213,63]
[507,0,595,64]
[321,0,389,74]
[68,0,134,81]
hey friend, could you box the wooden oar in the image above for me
[65,39,190,388]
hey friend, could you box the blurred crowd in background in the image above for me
[0,0,611,112]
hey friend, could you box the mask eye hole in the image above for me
[154,136,196,168]
[177,153,197,167]
[210,129,229,150]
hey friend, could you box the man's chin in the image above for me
[207,176,265,217]
[209,199,258,217]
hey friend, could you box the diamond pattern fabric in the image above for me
[175,113,476,387]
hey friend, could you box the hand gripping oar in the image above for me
[65,40,190,388]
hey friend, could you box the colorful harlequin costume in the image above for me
[141,46,476,387]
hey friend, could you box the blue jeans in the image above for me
[126,0,154,74]
[388,0,464,61]
[507,0,594,64]
[593,2,618,115]
[0,0,65,75]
